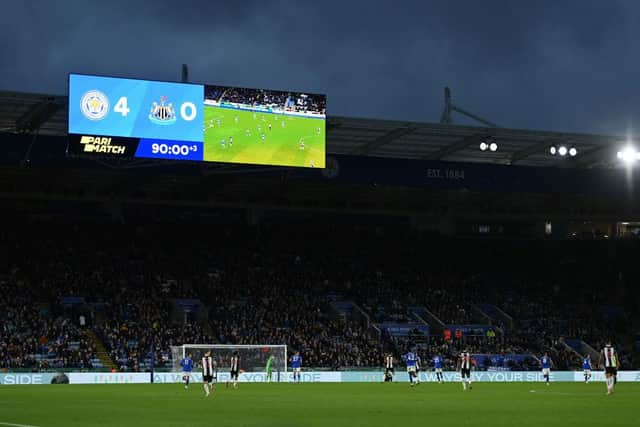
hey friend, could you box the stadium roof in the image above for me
[0,90,626,169]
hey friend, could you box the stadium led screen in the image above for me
[67,74,326,168]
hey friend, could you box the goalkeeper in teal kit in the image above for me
[266,355,275,382]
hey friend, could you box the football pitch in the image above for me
[203,106,325,168]
[1,383,638,427]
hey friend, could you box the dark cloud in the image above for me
[2,0,640,134]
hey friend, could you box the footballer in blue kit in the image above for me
[180,354,194,389]
[291,352,302,383]
[540,353,552,385]
[402,351,420,386]
[582,355,592,383]
[433,355,444,383]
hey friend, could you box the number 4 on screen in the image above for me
[114,97,130,117]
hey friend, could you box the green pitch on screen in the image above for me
[1,383,638,427]
[203,106,326,168]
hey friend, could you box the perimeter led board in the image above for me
[67,74,326,168]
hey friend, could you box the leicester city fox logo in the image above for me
[80,90,109,121]
[149,96,177,125]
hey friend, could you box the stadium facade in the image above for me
[1,89,640,240]
[0,89,638,379]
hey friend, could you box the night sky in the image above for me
[2,0,640,134]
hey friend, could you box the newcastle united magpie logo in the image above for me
[149,96,177,125]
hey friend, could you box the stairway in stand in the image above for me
[85,329,117,371]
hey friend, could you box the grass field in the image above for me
[1,382,638,427]
[203,106,325,168]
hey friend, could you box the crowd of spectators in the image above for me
[205,253,384,369]
[95,288,211,371]
[205,85,326,114]
[0,274,96,370]
[1,221,637,372]
[0,226,213,372]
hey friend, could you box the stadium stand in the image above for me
[0,102,638,373]
[1,217,637,372]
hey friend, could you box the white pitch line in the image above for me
[529,389,606,396]
[0,422,42,427]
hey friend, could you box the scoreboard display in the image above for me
[67,74,326,168]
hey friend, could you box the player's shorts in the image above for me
[293,367,301,374]
[230,369,239,379]
[542,368,550,376]
[407,366,416,373]
[385,368,394,375]
[605,367,618,376]
[583,369,591,375]
[203,375,213,383]
[182,371,191,378]
[435,368,443,374]
[460,368,471,378]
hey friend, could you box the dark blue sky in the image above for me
[2,0,640,134]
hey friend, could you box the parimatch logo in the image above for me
[80,136,126,154]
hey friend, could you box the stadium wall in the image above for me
[2,371,639,385]
[3,131,640,198]
[294,155,640,196]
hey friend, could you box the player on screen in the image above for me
[433,354,444,384]
[458,350,472,390]
[291,351,302,383]
[266,354,275,383]
[582,355,592,383]
[402,350,419,387]
[540,353,553,385]
[180,353,194,389]
[268,123,272,131]
[229,137,233,147]
[221,139,226,149]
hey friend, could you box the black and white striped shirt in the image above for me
[602,346,618,368]
[231,356,239,371]
[385,356,394,369]
[202,356,214,376]
[460,352,471,370]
